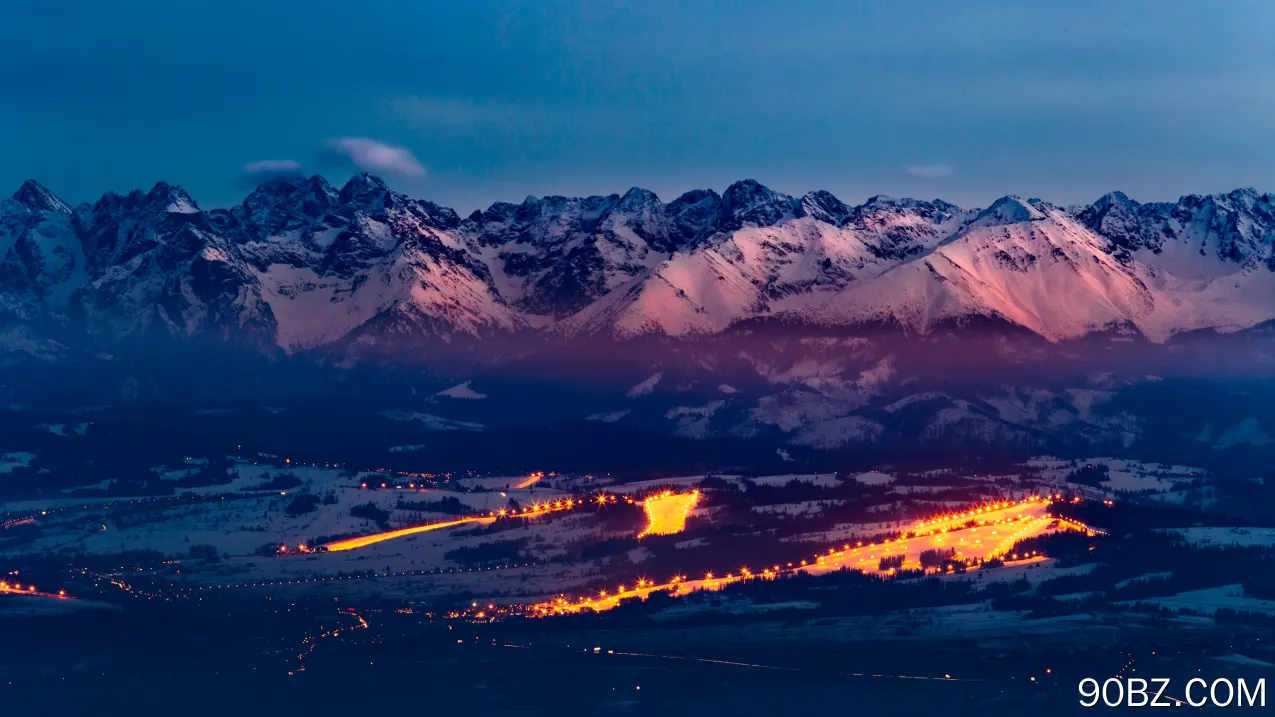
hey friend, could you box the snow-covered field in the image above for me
[1164,527,1275,549]
[6,463,572,558]
[1029,457,1206,499]
[0,593,119,618]
[1119,585,1275,616]
[0,453,1225,619]
[0,451,36,474]
[852,471,895,486]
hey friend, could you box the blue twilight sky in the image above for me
[2,0,1274,213]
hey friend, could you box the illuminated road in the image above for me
[322,516,496,551]
[289,608,368,673]
[318,497,582,552]
[639,490,700,537]
[513,472,544,489]
[530,496,1103,616]
[0,580,68,599]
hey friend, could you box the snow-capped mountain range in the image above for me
[4,174,1275,360]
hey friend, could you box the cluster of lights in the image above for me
[500,497,578,517]
[638,490,700,538]
[1,580,68,599]
[911,495,1046,534]
[527,495,1104,617]
[305,490,655,553]
[354,468,564,491]
[0,493,215,530]
[277,543,314,555]
[193,562,538,592]
[318,498,585,552]
[290,608,368,673]
[76,567,174,601]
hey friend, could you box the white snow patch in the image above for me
[626,372,663,398]
[665,400,725,439]
[1165,527,1275,549]
[747,473,840,487]
[1120,584,1275,616]
[166,197,200,214]
[434,381,487,400]
[586,410,630,423]
[1213,418,1272,449]
[378,411,485,431]
[0,452,36,474]
[852,471,896,486]
[1213,654,1275,668]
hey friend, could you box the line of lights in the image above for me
[526,496,1104,617]
[0,580,69,599]
[309,489,676,553]
[317,497,588,552]
[190,562,538,591]
[289,608,368,673]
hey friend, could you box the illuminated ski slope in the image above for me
[530,496,1102,616]
[639,490,700,537]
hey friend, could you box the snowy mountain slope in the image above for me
[804,195,1275,342]
[556,192,970,338]
[234,175,523,351]
[458,185,728,321]
[1077,188,1275,273]
[72,182,277,343]
[5,176,1275,358]
[4,175,526,353]
[588,337,1148,451]
[0,181,86,323]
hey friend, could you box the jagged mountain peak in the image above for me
[1180,187,1263,206]
[971,195,1047,227]
[148,182,200,214]
[1074,190,1146,249]
[861,194,903,208]
[844,196,970,261]
[610,187,679,249]
[8,176,1275,360]
[89,182,200,219]
[229,175,341,240]
[797,190,851,225]
[670,188,720,205]
[664,188,722,245]
[1075,187,1275,262]
[11,179,71,214]
[338,172,392,205]
[616,186,661,212]
[249,173,337,198]
[242,174,338,212]
[717,179,796,231]
[855,195,965,218]
[1095,190,1137,208]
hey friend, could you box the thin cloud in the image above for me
[238,159,304,188]
[322,137,426,179]
[244,159,302,175]
[904,164,955,179]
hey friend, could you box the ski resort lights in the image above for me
[316,496,587,551]
[528,495,1104,617]
[638,490,700,537]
